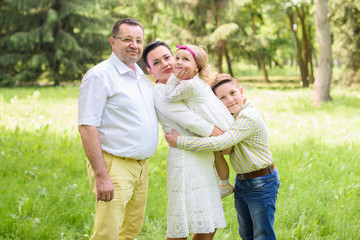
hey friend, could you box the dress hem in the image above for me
[167,224,227,238]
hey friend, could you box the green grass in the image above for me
[0,86,359,239]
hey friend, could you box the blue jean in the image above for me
[234,167,280,240]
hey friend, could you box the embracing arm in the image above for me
[78,125,114,202]
[166,115,255,151]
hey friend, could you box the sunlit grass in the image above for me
[0,86,78,134]
[0,86,359,239]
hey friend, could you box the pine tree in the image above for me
[0,0,112,86]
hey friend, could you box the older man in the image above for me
[78,18,158,240]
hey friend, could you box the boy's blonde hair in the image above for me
[211,74,240,93]
[177,44,214,82]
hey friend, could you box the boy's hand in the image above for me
[165,129,179,147]
[222,146,234,155]
[210,126,224,136]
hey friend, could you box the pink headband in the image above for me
[175,44,200,69]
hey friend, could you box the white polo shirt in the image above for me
[78,53,158,159]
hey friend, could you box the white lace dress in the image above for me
[154,83,226,238]
[165,74,234,131]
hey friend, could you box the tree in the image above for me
[0,0,112,86]
[207,23,239,75]
[286,2,309,87]
[248,4,269,82]
[296,4,315,83]
[331,0,360,88]
[161,0,234,74]
[313,0,332,105]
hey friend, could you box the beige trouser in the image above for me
[87,151,149,240]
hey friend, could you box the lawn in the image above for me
[0,85,359,239]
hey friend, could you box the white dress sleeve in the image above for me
[154,84,214,137]
[165,74,196,102]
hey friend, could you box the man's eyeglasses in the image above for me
[113,37,143,44]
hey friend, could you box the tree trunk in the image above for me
[215,3,224,74]
[250,9,269,83]
[257,51,269,83]
[297,6,309,79]
[298,5,315,83]
[308,25,315,83]
[217,41,224,73]
[312,47,318,67]
[53,60,60,86]
[313,0,332,105]
[287,11,308,87]
[224,43,233,76]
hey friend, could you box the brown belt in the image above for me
[238,163,275,180]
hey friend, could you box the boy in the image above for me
[165,74,280,240]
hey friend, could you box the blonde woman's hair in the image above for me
[177,44,214,82]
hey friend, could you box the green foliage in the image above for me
[331,0,360,87]
[0,86,359,239]
[1,0,359,87]
[0,0,112,86]
[208,23,239,44]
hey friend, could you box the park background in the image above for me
[0,0,359,239]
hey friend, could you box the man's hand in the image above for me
[95,173,114,202]
[78,125,114,202]
[165,129,179,148]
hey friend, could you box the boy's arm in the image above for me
[165,114,255,151]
